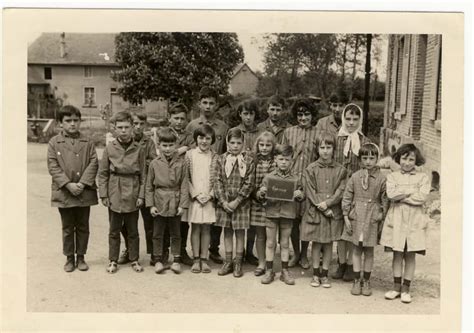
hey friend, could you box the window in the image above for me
[110,87,117,93]
[428,36,442,131]
[84,87,96,106]
[84,66,93,78]
[44,67,52,80]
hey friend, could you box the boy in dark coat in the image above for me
[47,105,98,272]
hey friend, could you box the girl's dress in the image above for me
[250,156,275,227]
[185,148,217,224]
[214,152,255,230]
[380,170,430,255]
[300,159,347,243]
[341,167,388,247]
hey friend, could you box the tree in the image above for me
[112,33,244,105]
[260,33,338,99]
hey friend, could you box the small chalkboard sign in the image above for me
[266,177,297,202]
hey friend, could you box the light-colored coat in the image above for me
[98,139,146,213]
[47,131,98,208]
[380,170,430,252]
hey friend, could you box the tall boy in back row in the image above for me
[186,87,229,264]
[47,105,98,272]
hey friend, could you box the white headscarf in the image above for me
[338,103,364,158]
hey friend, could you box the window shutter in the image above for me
[388,36,399,114]
[399,35,411,115]
[429,36,441,120]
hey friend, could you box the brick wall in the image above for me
[420,35,441,150]
[381,34,441,181]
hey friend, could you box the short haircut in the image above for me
[266,95,285,109]
[226,127,244,142]
[329,88,349,104]
[254,131,277,156]
[290,98,318,125]
[157,127,177,143]
[359,143,380,159]
[343,104,362,118]
[111,111,133,124]
[274,144,294,157]
[169,103,189,116]
[392,143,425,166]
[132,111,147,121]
[57,105,81,122]
[315,131,336,159]
[193,124,216,144]
[199,86,219,101]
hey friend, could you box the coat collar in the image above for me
[236,123,258,133]
[360,167,381,178]
[400,168,417,175]
[315,158,335,168]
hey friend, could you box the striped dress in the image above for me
[250,157,276,227]
[281,124,319,216]
[300,159,347,243]
[214,152,256,230]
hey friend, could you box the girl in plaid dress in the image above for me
[301,132,347,288]
[214,128,256,278]
[250,131,277,276]
[333,104,371,282]
[341,143,388,296]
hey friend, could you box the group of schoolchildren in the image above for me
[47,86,430,304]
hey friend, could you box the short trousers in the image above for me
[266,217,294,230]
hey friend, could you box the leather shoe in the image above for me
[76,255,89,271]
[217,262,233,276]
[64,256,75,273]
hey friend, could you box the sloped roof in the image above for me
[232,63,257,78]
[28,33,118,65]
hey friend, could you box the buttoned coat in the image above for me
[98,139,146,213]
[47,131,99,208]
[341,168,388,247]
[380,170,430,252]
[145,153,189,217]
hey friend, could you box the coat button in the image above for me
[326,195,330,198]
[326,180,329,183]
[368,199,372,202]
[76,154,79,157]
[77,172,80,176]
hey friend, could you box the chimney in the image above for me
[60,32,67,58]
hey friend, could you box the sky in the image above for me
[237,32,388,81]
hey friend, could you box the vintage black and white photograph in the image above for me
[2,8,465,332]
[25,30,442,314]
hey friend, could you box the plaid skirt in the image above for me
[215,200,251,230]
[250,200,267,227]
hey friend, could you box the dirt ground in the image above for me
[27,142,440,314]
